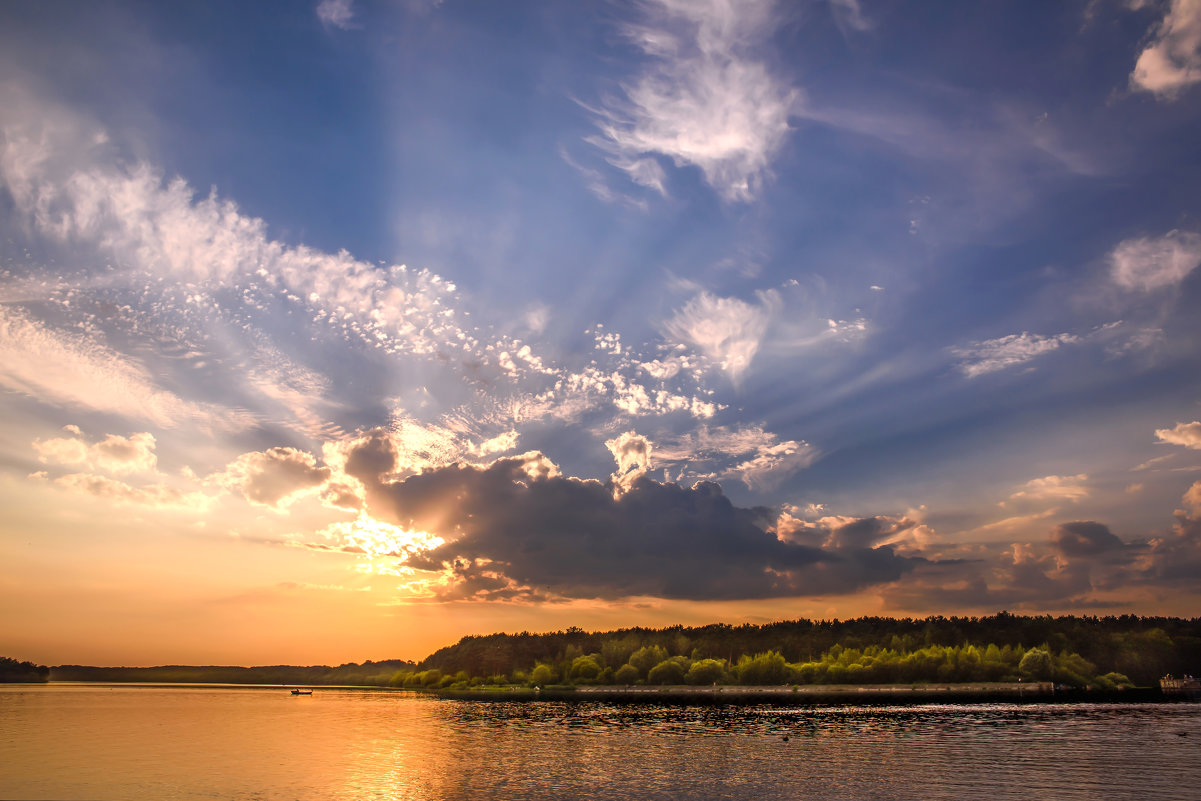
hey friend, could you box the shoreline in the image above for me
[9,680,1182,705]
[436,681,1171,704]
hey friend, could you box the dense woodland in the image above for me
[405,613,1201,690]
[0,656,50,682]
[9,614,1200,690]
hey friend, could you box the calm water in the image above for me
[2,684,1199,800]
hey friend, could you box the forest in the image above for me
[9,613,1200,690]
[399,613,1201,691]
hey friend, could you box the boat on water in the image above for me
[1160,675,1200,697]
[290,689,313,695]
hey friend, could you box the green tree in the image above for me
[529,663,556,686]
[570,655,602,683]
[1019,648,1053,680]
[629,645,669,677]
[648,657,688,685]
[737,651,788,685]
[613,663,640,685]
[685,658,726,685]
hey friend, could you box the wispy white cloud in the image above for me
[244,342,343,441]
[951,331,1079,378]
[589,0,800,202]
[829,0,872,33]
[0,307,253,431]
[316,0,356,30]
[1110,229,1201,291]
[1009,474,1090,503]
[46,472,213,511]
[1,109,470,359]
[663,290,777,380]
[650,423,818,490]
[1130,0,1201,98]
[727,439,819,491]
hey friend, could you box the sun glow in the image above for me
[322,515,445,561]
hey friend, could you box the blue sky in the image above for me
[2,0,1200,663]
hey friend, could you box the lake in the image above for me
[2,684,1198,800]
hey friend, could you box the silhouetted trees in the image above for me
[1,657,49,682]
[50,659,416,686]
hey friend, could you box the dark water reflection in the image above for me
[2,685,1198,800]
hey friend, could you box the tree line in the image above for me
[48,659,415,686]
[0,656,50,682]
[401,613,1200,690]
[8,613,1199,690]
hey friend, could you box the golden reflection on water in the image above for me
[3,685,1200,800]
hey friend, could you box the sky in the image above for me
[2,0,1201,666]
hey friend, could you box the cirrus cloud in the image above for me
[1110,229,1201,291]
[589,0,800,202]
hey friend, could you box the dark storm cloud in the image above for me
[1051,521,1130,559]
[341,431,921,601]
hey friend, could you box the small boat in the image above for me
[290,689,313,695]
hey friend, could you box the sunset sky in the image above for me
[2,0,1201,666]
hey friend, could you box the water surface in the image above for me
[2,684,1197,800]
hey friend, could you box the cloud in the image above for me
[316,0,356,30]
[776,512,933,555]
[606,431,653,495]
[726,439,819,491]
[316,515,444,561]
[589,0,800,201]
[876,481,1201,612]
[651,423,818,490]
[829,0,871,33]
[1156,420,1201,449]
[1184,480,1201,516]
[1110,230,1201,291]
[0,307,253,432]
[337,434,919,601]
[1010,474,1090,503]
[33,428,158,475]
[1130,0,1201,98]
[212,447,331,509]
[1141,482,1201,582]
[0,109,469,359]
[663,291,776,380]
[49,472,211,510]
[1050,521,1129,558]
[244,342,341,440]
[951,331,1079,377]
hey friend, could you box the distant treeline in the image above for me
[403,613,1201,690]
[17,613,1201,691]
[1,656,50,682]
[49,659,416,686]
